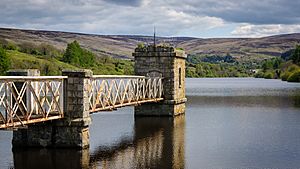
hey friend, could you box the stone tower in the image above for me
[133,45,187,116]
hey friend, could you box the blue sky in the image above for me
[1,0,300,38]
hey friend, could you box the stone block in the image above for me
[62,69,93,78]
[7,69,40,76]
[54,126,89,148]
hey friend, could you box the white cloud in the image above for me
[0,0,299,37]
[231,24,300,37]
[168,0,300,24]
[0,0,226,37]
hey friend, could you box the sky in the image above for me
[1,0,300,38]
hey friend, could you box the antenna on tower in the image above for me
[153,26,156,47]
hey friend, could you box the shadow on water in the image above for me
[12,116,185,169]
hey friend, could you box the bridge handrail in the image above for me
[0,76,64,129]
[0,74,164,128]
[88,75,164,112]
[0,76,67,81]
[92,75,145,79]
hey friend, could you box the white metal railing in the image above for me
[0,76,66,129]
[0,75,164,128]
[87,75,163,112]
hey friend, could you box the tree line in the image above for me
[255,45,300,82]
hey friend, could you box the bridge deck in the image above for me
[0,75,163,129]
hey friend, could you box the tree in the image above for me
[292,45,300,65]
[63,40,82,65]
[0,46,10,75]
[63,40,95,67]
[273,58,281,69]
[80,49,95,67]
[262,60,273,71]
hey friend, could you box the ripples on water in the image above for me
[1,78,300,169]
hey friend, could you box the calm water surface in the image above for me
[1,78,300,169]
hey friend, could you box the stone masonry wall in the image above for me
[54,69,92,148]
[133,46,187,116]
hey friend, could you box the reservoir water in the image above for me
[1,78,300,168]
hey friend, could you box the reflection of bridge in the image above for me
[0,45,187,148]
[12,116,185,169]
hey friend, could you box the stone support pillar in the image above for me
[133,46,187,116]
[54,69,92,148]
[9,69,92,149]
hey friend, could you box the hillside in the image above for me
[0,28,194,59]
[1,27,300,61]
[180,34,300,62]
[7,50,77,75]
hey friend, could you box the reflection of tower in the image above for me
[88,116,185,169]
[134,116,185,169]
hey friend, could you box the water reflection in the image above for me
[7,78,300,169]
[12,116,185,169]
[13,148,89,169]
[293,95,300,107]
[90,116,185,169]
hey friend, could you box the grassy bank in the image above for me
[0,39,134,76]
[5,50,133,75]
[7,50,78,75]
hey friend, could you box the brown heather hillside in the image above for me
[0,28,194,59]
[1,28,300,61]
[179,34,300,62]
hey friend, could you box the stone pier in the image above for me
[10,69,92,148]
[133,45,187,116]
[55,70,92,148]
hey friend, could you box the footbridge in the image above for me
[0,75,163,129]
[0,46,187,148]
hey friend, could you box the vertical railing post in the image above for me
[59,78,64,117]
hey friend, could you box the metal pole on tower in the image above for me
[154,26,156,47]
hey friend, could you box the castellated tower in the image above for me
[133,45,187,116]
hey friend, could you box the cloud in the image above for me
[0,0,225,36]
[231,24,300,37]
[168,0,300,24]
[0,0,299,37]
[102,0,142,6]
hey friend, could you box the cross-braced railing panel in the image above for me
[88,75,163,112]
[0,76,66,129]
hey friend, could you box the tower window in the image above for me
[179,67,182,88]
